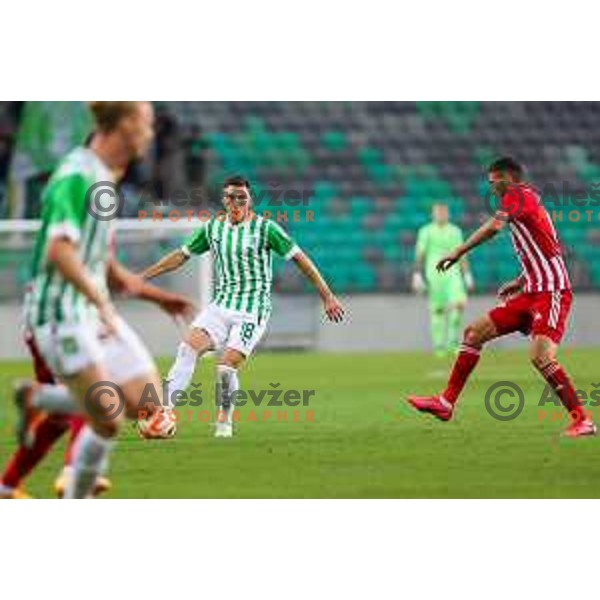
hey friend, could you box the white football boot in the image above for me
[214,421,233,438]
[214,407,234,438]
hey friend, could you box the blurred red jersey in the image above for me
[500,184,571,293]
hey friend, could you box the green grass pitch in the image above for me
[1,348,600,498]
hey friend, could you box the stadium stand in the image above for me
[2,102,600,294]
[160,101,600,293]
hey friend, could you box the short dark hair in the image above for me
[488,157,525,181]
[223,175,251,190]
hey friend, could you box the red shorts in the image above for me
[488,290,573,344]
[24,331,56,385]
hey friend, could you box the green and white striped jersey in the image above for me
[182,215,300,321]
[26,147,115,328]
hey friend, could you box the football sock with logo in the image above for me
[538,362,586,422]
[442,343,482,405]
[166,343,199,409]
[216,365,239,424]
[64,426,114,499]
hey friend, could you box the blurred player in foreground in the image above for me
[0,327,88,499]
[412,203,474,356]
[142,175,345,438]
[408,157,595,438]
[1,275,193,499]
[13,101,191,499]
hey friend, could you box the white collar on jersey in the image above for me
[225,212,257,227]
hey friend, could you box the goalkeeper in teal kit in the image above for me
[412,204,475,356]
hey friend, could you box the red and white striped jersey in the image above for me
[499,184,571,293]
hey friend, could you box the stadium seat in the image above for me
[11,101,594,295]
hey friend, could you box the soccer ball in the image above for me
[136,410,177,439]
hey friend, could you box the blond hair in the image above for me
[88,101,140,132]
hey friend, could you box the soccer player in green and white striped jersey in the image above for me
[143,175,345,438]
[15,102,194,498]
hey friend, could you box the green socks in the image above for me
[447,308,463,352]
[430,307,464,355]
[430,309,446,355]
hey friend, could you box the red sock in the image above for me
[442,343,482,405]
[539,362,585,422]
[63,416,86,466]
[1,416,69,489]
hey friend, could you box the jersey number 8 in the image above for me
[240,322,256,345]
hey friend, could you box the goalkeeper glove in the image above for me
[412,271,426,294]
[464,271,475,292]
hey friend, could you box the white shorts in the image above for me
[192,303,268,357]
[32,317,155,383]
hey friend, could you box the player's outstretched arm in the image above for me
[141,249,189,280]
[292,251,345,323]
[109,259,145,296]
[437,216,506,273]
[109,259,196,320]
